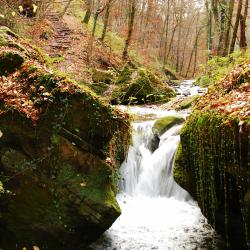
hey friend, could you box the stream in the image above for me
[89,81,224,250]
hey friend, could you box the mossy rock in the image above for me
[92,69,114,84]
[173,144,196,195]
[115,65,132,85]
[0,27,131,249]
[174,110,250,248]
[177,95,199,110]
[153,116,185,136]
[112,67,175,105]
[0,50,24,75]
[89,82,109,96]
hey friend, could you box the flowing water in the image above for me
[89,81,222,250]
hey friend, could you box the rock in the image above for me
[111,67,175,105]
[153,116,185,136]
[0,27,131,249]
[92,69,115,85]
[161,95,199,111]
[174,64,250,248]
[89,82,109,96]
[0,50,25,75]
[163,67,179,80]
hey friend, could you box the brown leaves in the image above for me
[0,73,40,122]
[195,63,250,121]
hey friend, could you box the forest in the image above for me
[0,0,249,249]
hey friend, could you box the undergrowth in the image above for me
[197,51,250,87]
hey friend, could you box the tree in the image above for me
[230,0,243,53]
[83,0,92,24]
[239,0,248,50]
[100,0,112,41]
[123,0,136,60]
[223,0,235,55]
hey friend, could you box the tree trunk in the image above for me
[223,0,235,56]
[211,0,220,54]
[101,0,111,42]
[230,0,243,53]
[186,26,202,78]
[83,0,92,24]
[165,23,177,64]
[123,0,136,60]
[205,0,213,59]
[217,0,227,55]
[60,0,73,17]
[180,16,195,74]
[176,14,183,72]
[239,0,248,50]
[162,0,170,67]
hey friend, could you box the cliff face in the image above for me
[174,63,250,248]
[0,27,130,249]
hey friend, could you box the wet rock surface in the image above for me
[0,27,130,249]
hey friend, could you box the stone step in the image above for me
[50,44,69,49]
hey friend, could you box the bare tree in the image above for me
[123,0,136,59]
[239,0,248,50]
[230,0,243,53]
[223,0,235,55]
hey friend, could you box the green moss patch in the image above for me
[153,116,185,136]
[92,68,115,84]
[112,67,175,105]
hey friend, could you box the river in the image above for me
[89,80,225,250]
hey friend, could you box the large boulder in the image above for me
[0,27,131,249]
[111,66,175,104]
[174,63,250,248]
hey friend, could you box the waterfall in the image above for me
[120,121,190,200]
[90,104,218,250]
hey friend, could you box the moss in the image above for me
[0,51,24,76]
[115,65,132,85]
[0,27,131,248]
[175,110,249,248]
[153,116,185,136]
[173,144,195,194]
[112,68,175,105]
[0,26,19,39]
[92,69,114,84]
[89,82,109,96]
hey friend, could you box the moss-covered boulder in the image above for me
[89,82,109,96]
[174,63,250,248]
[92,69,115,84]
[153,116,185,136]
[111,67,175,104]
[0,26,131,249]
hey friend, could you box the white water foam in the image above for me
[89,119,219,250]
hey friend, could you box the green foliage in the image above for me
[197,51,250,87]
